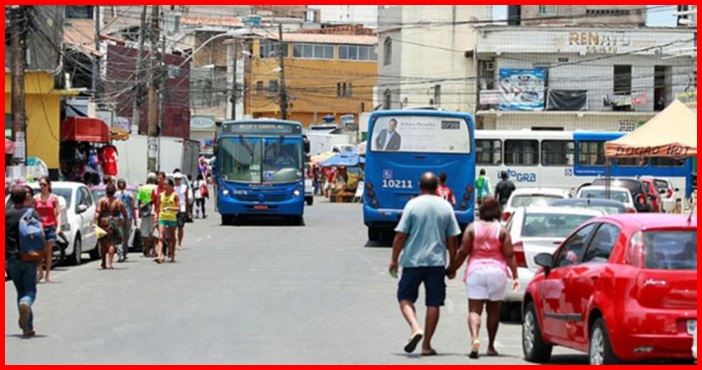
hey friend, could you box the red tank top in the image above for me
[34,195,58,227]
[101,146,118,176]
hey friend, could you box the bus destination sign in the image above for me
[223,123,301,135]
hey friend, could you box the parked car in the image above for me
[501,207,603,320]
[90,184,142,251]
[304,177,314,206]
[642,177,679,213]
[576,185,637,213]
[502,188,572,223]
[27,182,99,265]
[590,178,653,213]
[522,214,697,364]
[638,177,663,213]
[693,326,697,363]
[549,198,627,215]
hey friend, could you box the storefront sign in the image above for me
[555,32,657,55]
[191,115,216,131]
[480,90,500,105]
[113,116,131,132]
[499,68,546,111]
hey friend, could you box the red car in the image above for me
[639,178,663,213]
[522,214,697,364]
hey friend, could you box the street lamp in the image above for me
[177,28,254,69]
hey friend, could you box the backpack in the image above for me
[19,209,46,263]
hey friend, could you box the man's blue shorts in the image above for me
[397,266,446,307]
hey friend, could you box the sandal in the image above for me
[469,339,480,359]
[404,331,424,353]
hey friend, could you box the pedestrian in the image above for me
[325,167,337,198]
[193,173,208,219]
[115,178,137,262]
[33,177,61,283]
[94,184,127,270]
[6,185,43,337]
[494,171,516,210]
[199,157,209,179]
[437,172,457,206]
[137,173,158,257]
[389,172,461,356]
[173,173,190,250]
[476,169,492,207]
[446,196,519,359]
[156,178,180,264]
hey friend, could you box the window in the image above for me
[522,213,597,239]
[541,140,574,166]
[346,83,352,97]
[577,141,606,166]
[433,85,441,106]
[65,6,94,19]
[337,83,353,97]
[613,65,632,96]
[256,81,264,95]
[268,80,278,94]
[582,224,620,263]
[80,188,93,207]
[554,223,597,268]
[505,140,538,166]
[476,139,502,165]
[292,43,333,60]
[616,157,647,167]
[259,40,288,59]
[339,45,378,61]
[643,231,697,271]
[651,157,684,167]
[383,37,392,66]
[538,5,556,15]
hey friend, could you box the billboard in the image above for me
[498,68,546,111]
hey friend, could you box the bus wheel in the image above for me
[368,227,381,242]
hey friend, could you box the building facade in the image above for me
[511,6,647,26]
[246,32,378,126]
[475,26,697,131]
[376,5,492,113]
[308,5,379,28]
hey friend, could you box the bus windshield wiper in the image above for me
[239,135,254,157]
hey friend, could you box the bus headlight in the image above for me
[222,189,230,196]
[293,190,301,197]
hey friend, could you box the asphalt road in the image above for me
[5,197,588,365]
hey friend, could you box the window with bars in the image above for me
[538,5,556,15]
[339,45,377,61]
[259,40,289,59]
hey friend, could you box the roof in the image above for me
[578,185,631,192]
[64,19,103,57]
[181,15,244,28]
[550,198,626,207]
[599,213,697,229]
[262,31,377,45]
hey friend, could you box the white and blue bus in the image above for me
[363,110,476,241]
[214,120,306,225]
[474,129,694,201]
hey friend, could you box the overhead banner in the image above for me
[499,68,546,111]
[546,90,587,111]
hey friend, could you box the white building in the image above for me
[376,5,493,112]
[308,5,379,28]
[475,26,697,131]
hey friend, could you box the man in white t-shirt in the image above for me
[173,173,190,250]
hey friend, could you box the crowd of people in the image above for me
[5,161,212,338]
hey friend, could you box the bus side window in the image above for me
[476,139,502,166]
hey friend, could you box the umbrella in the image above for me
[5,138,14,155]
[320,149,364,167]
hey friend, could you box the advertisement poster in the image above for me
[370,116,470,154]
[498,68,546,111]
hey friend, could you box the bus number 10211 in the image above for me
[382,179,413,189]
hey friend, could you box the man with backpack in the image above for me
[6,185,45,337]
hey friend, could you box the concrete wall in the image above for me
[310,5,379,28]
[520,6,646,26]
[479,111,656,132]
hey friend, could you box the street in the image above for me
[5,198,588,365]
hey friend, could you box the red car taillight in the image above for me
[666,188,673,199]
[636,193,647,205]
[625,231,645,267]
[502,212,512,222]
[513,241,527,268]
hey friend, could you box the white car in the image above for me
[28,182,99,265]
[502,188,572,223]
[576,185,637,213]
[501,206,604,320]
[693,325,697,363]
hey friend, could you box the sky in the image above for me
[492,5,678,26]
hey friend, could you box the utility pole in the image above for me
[131,6,147,137]
[230,40,238,120]
[147,5,161,172]
[10,6,27,165]
[92,6,101,101]
[278,23,288,120]
[158,34,166,170]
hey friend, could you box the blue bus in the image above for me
[573,131,694,198]
[215,120,306,225]
[363,110,476,241]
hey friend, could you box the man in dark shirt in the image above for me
[6,185,42,337]
[495,171,516,209]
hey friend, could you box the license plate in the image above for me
[254,205,268,211]
[688,320,696,335]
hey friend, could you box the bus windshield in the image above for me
[219,137,303,184]
[370,115,471,154]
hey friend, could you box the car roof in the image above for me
[518,206,604,216]
[578,185,630,192]
[510,187,570,196]
[593,213,697,229]
[550,198,625,207]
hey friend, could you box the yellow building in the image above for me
[5,71,78,171]
[247,33,378,126]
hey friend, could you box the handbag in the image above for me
[200,183,209,198]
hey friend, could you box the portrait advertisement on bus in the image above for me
[370,116,471,154]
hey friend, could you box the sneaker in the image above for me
[18,302,31,333]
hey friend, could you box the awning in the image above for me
[110,127,130,141]
[61,117,110,143]
[605,100,697,158]
[320,149,365,167]
[5,138,14,155]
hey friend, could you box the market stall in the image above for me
[320,148,365,203]
[60,117,126,184]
